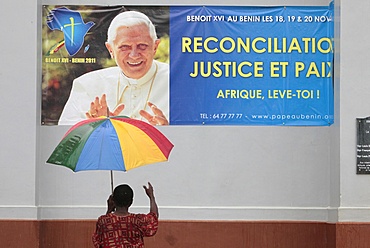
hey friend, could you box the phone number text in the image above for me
[200,113,243,119]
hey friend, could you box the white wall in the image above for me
[39,125,333,220]
[328,0,340,223]
[3,0,359,223]
[0,1,38,219]
[338,0,370,222]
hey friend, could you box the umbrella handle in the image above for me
[110,170,114,193]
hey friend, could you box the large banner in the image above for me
[42,4,334,126]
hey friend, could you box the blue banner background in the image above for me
[169,5,334,125]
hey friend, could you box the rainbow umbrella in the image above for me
[47,116,174,189]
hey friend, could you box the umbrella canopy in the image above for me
[47,116,174,172]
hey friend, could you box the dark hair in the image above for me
[113,184,134,207]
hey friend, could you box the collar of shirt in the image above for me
[120,62,157,87]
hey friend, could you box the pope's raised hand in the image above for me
[85,94,125,118]
[139,102,169,125]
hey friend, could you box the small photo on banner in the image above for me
[42,5,170,126]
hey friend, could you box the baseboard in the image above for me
[1,219,370,248]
